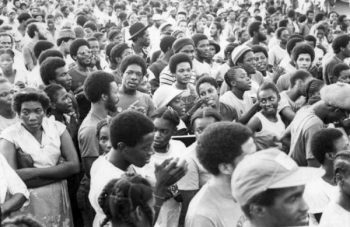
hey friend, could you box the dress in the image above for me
[0,117,73,226]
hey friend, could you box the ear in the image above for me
[117,142,127,153]
[51,102,57,110]
[101,93,108,102]
[134,206,144,222]
[218,162,235,175]
[335,172,343,186]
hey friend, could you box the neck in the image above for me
[2,68,14,77]
[250,220,276,227]
[153,143,169,153]
[162,51,172,62]
[195,55,205,62]
[77,63,89,72]
[252,36,260,44]
[322,164,336,186]
[133,43,144,54]
[108,149,131,171]
[175,82,187,90]
[337,191,350,212]
[286,89,300,101]
[231,87,244,99]
[121,86,137,95]
[279,42,286,49]
[91,102,109,119]
[0,107,15,119]
[336,52,346,61]
[58,46,68,58]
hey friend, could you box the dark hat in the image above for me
[129,22,150,40]
[209,40,220,54]
[172,38,194,53]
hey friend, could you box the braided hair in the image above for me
[98,174,154,227]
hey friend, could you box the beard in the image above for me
[105,96,117,113]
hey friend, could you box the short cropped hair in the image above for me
[83,71,115,103]
[109,110,154,148]
[333,63,350,79]
[151,106,180,127]
[196,122,252,175]
[33,40,54,59]
[38,49,64,65]
[248,21,261,37]
[257,82,280,99]
[251,45,268,58]
[290,70,312,87]
[332,34,350,54]
[40,57,66,85]
[311,128,344,165]
[43,83,65,103]
[190,107,222,129]
[224,66,246,89]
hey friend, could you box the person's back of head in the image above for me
[33,40,54,59]
[159,35,176,54]
[98,174,154,227]
[286,37,304,56]
[248,21,261,38]
[332,34,350,55]
[311,128,345,166]
[334,151,350,194]
[40,57,66,85]
[83,70,115,103]
[333,63,350,83]
[197,122,253,176]
[290,69,312,89]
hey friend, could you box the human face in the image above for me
[240,30,250,44]
[162,25,173,36]
[325,105,348,124]
[280,29,290,44]
[124,132,155,167]
[179,45,195,61]
[195,20,205,33]
[128,13,138,25]
[342,42,350,58]
[258,25,267,41]
[20,101,45,131]
[295,54,312,70]
[175,62,192,86]
[178,21,187,33]
[232,68,252,91]
[209,23,218,37]
[168,95,186,117]
[193,116,217,138]
[208,45,216,59]
[198,82,218,108]
[105,82,119,112]
[330,12,338,23]
[196,39,210,59]
[112,33,123,44]
[140,31,150,47]
[53,88,73,114]
[177,14,186,22]
[122,64,143,91]
[254,52,267,72]
[0,53,13,71]
[0,82,15,108]
[334,135,350,153]
[88,40,100,55]
[264,186,309,227]
[0,35,13,50]
[54,66,72,91]
[258,89,279,116]
[338,69,350,84]
[76,45,92,67]
[98,125,111,154]
[242,51,256,69]
[153,118,176,149]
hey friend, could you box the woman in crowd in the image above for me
[0,49,27,89]
[98,175,154,227]
[0,89,80,226]
[247,82,286,150]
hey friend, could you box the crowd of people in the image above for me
[1,0,350,226]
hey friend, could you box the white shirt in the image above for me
[0,153,29,204]
[136,139,186,227]
[89,154,131,227]
[320,201,350,227]
[220,91,254,119]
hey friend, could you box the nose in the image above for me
[299,198,309,214]
[28,113,37,121]
[106,140,112,150]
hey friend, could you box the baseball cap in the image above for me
[231,148,324,206]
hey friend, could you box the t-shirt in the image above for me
[304,177,338,215]
[192,58,212,78]
[185,178,246,227]
[268,44,288,67]
[88,154,133,227]
[289,106,324,166]
[159,66,196,86]
[220,91,254,119]
[253,112,285,150]
[177,142,212,191]
[278,91,298,113]
[173,84,197,113]
[116,90,155,117]
[149,59,168,80]
[320,202,350,227]
[136,140,186,227]
[276,72,293,92]
[68,66,91,93]
[78,111,107,158]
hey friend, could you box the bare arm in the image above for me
[179,190,198,227]
[280,107,296,124]
[247,115,262,133]
[1,194,27,218]
[238,103,260,125]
